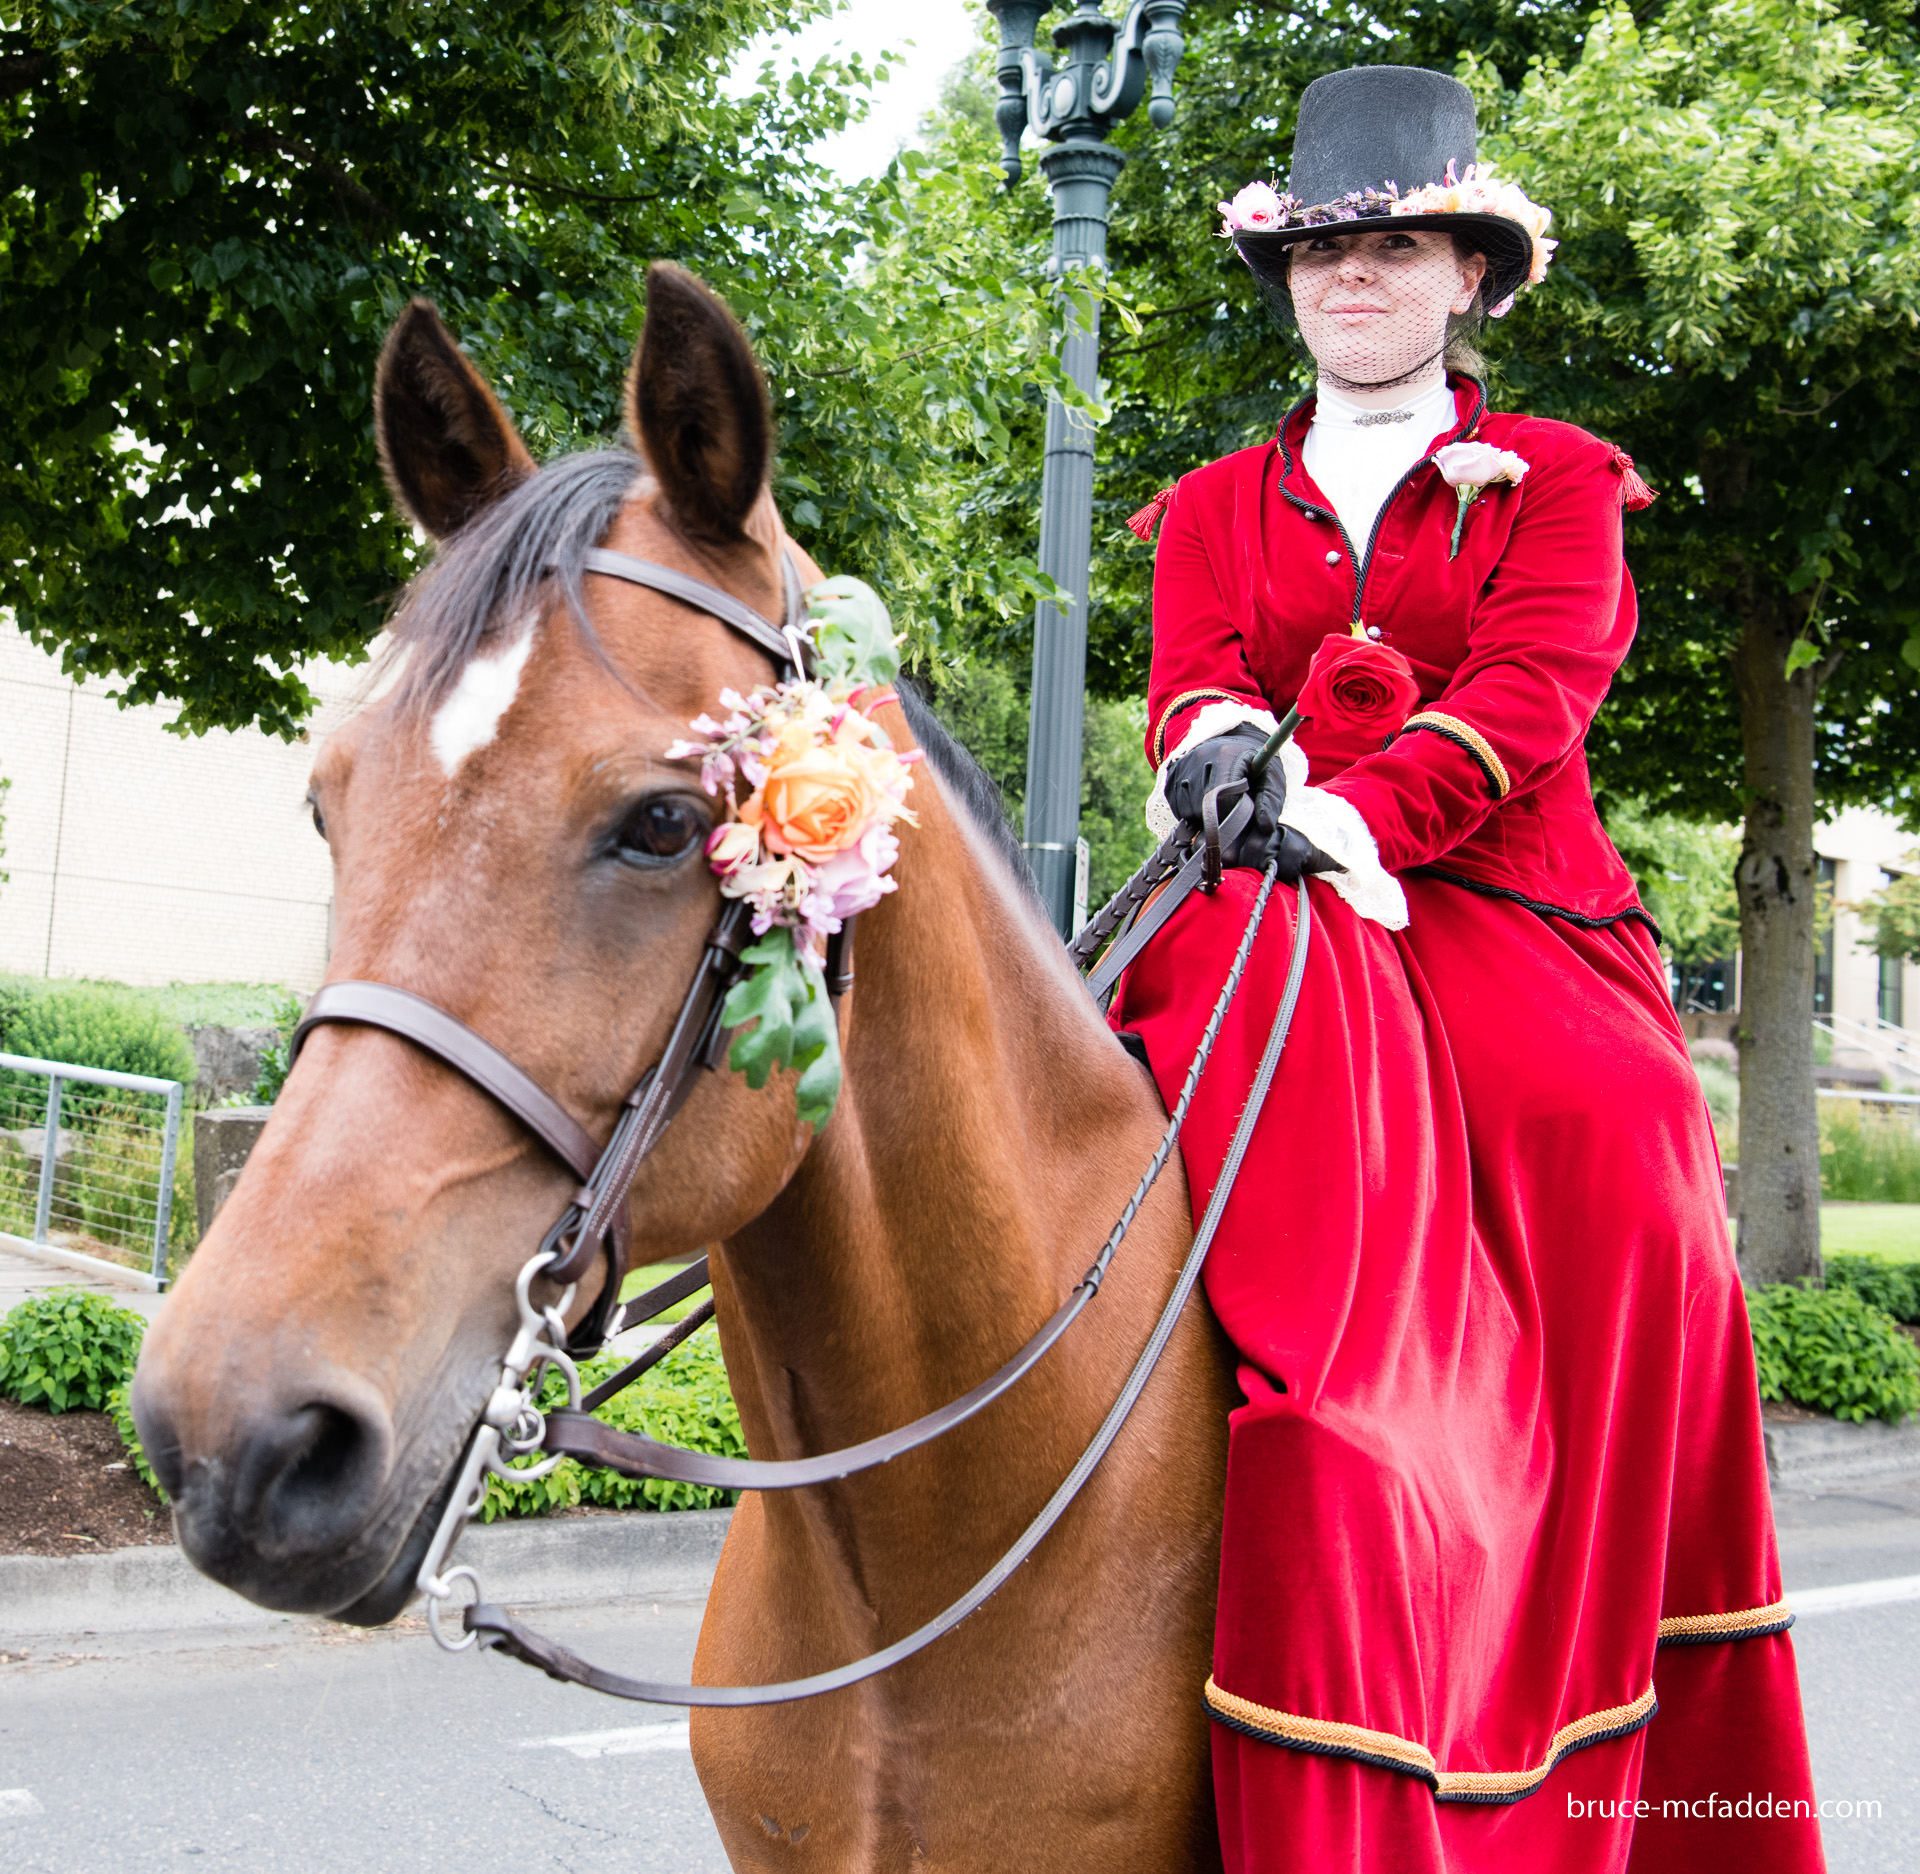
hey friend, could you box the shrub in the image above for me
[1747,1282,1920,1424]
[0,1287,146,1413]
[1824,1254,1920,1325]
[0,984,195,1125]
[107,1380,168,1501]
[1819,1102,1920,1202]
[249,992,306,1106]
[480,1324,745,1520]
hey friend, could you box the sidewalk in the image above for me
[0,1240,167,1325]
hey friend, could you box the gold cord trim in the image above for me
[1151,689,1256,766]
[1401,711,1512,798]
[1205,1677,1656,1801]
[1658,1597,1793,1642]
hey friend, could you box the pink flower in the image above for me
[1218,181,1284,236]
[1434,442,1529,490]
[705,820,761,877]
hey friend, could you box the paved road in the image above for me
[2,1481,1917,1872]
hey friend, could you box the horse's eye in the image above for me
[615,796,706,865]
[310,801,327,840]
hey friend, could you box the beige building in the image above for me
[0,621,371,991]
[1815,808,1920,1085]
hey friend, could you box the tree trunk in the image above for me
[1731,579,1823,1286]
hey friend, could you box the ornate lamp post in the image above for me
[986,0,1187,935]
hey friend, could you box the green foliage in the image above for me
[0,1286,145,1413]
[249,992,306,1106]
[1605,801,1740,965]
[1820,1101,1920,1201]
[1475,0,1920,820]
[1,0,1079,737]
[808,576,902,686]
[1747,1280,1920,1423]
[1825,1253,1920,1325]
[107,1378,168,1500]
[0,769,10,887]
[1857,872,1920,964]
[480,1324,745,1520]
[0,983,194,1123]
[723,935,840,1127]
[929,660,1155,906]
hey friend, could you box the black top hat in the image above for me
[1232,66,1544,314]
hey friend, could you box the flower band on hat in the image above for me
[1219,163,1556,318]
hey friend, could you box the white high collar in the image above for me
[1302,377,1457,560]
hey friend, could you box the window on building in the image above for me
[1881,952,1905,1030]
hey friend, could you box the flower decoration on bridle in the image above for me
[667,577,917,1130]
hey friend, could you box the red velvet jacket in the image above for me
[1146,378,1649,924]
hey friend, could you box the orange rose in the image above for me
[742,742,884,862]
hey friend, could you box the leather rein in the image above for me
[289,544,1309,1704]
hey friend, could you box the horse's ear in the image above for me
[627,264,770,543]
[375,299,535,540]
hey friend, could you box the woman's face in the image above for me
[1288,229,1487,387]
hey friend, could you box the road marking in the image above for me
[1791,1573,1920,1617]
[522,1721,692,1758]
[0,1791,43,1819]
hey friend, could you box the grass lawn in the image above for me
[1817,1204,1920,1260]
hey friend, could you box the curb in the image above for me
[1767,1415,1920,1490]
[0,1508,732,1640]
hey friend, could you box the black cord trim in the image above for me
[1395,721,1506,799]
[1205,1705,1439,1792]
[1409,867,1662,942]
[1206,1697,1660,1809]
[1657,1612,1795,1648]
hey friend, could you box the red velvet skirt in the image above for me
[1111,871,1824,1873]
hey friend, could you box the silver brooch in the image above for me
[1354,409,1416,427]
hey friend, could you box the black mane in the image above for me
[896,681,1045,912]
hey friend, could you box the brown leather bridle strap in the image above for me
[581,547,809,672]
[290,983,601,1180]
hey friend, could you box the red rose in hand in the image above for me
[1296,634,1421,740]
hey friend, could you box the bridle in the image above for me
[288,539,1311,1705]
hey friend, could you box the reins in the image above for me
[290,541,1313,1704]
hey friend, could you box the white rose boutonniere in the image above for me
[1434,441,1530,559]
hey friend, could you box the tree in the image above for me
[1606,800,1742,1007]
[1859,869,1920,962]
[1476,0,1920,1282]
[0,0,1074,736]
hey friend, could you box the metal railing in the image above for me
[0,1051,183,1288]
[1815,1012,1920,1087]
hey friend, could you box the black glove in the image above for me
[1164,727,1344,881]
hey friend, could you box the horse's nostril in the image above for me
[238,1397,390,1557]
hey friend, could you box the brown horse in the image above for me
[132,266,1235,1870]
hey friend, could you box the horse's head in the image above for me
[132,268,833,1621]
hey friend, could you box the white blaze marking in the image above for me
[520,1720,692,1758]
[1791,1573,1920,1617]
[0,1791,43,1819]
[430,621,537,776]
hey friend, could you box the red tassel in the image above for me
[1611,446,1657,511]
[1127,487,1176,542]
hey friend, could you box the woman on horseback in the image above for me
[1114,64,1824,1873]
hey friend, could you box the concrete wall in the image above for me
[0,622,371,991]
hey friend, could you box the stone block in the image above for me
[194,1106,273,1241]
[186,1025,279,1105]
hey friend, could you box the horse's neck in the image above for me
[716,768,1153,1457]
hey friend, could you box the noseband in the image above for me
[286,541,1315,1706]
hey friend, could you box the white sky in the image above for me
[728,0,988,180]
